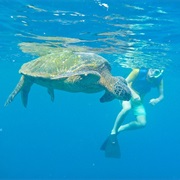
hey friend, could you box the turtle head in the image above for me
[100,76,131,103]
[113,76,131,101]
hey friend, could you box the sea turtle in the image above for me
[5,50,131,107]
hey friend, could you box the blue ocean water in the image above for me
[0,0,180,179]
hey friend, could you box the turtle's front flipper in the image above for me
[100,91,115,103]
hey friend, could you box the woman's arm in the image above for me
[149,79,164,105]
[126,69,141,100]
[126,69,139,84]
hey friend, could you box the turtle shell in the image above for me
[20,50,111,79]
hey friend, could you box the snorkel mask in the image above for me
[148,69,164,78]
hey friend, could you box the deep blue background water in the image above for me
[0,0,180,179]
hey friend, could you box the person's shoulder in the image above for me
[132,68,140,74]
[127,69,140,79]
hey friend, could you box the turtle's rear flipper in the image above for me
[21,77,33,107]
[48,87,54,102]
[4,76,25,107]
[4,76,32,107]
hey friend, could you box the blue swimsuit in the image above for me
[131,68,162,96]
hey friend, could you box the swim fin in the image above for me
[100,134,121,158]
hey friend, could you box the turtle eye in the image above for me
[117,76,127,85]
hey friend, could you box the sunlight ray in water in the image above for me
[0,0,179,69]
[17,31,171,69]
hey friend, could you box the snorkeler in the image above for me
[101,68,164,158]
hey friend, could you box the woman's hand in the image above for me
[149,98,159,105]
[132,94,141,103]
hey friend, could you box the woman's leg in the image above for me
[111,101,131,135]
[117,115,146,133]
[117,101,147,133]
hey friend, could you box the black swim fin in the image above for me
[100,134,121,158]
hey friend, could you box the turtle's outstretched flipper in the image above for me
[100,91,115,103]
[100,134,121,158]
[4,76,32,107]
